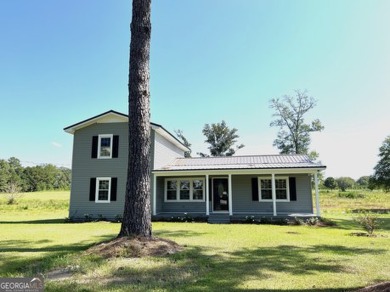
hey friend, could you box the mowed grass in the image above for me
[0,191,69,221]
[0,190,389,291]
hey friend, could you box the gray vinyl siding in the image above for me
[232,174,313,214]
[69,122,128,219]
[69,122,181,219]
[161,201,206,213]
[153,132,185,169]
[155,174,313,215]
[69,120,313,218]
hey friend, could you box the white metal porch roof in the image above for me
[154,154,326,172]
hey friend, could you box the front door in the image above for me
[213,178,229,211]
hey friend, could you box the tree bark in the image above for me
[119,0,152,238]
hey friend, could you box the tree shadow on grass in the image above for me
[0,219,66,224]
[0,234,115,277]
[153,229,207,238]
[46,243,387,292]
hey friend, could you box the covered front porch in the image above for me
[151,169,322,222]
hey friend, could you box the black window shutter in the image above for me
[112,135,119,158]
[111,177,117,201]
[289,177,297,201]
[89,178,96,201]
[252,178,259,201]
[91,136,98,158]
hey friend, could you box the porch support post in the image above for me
[314,172,321,217]
[228,174,233,216]
[206,174,210,216]
[152,174,157,216]
[272,173,277,216]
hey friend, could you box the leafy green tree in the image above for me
[368,176,377,191]
[1,158,71,192]
[23,164,71,192]
[270,90,324,154]
[23,165,53,191]
[55,167,71,189]
[175,129,192,158]
[336,177,355,192]
[371,135,390,192]
[324,177,337,190]
[119,0,152,238]
[7,157,24,190]
[0,158,25,192]
[199,121,244,157]
[356,176,370,189]
[0,159,11,192]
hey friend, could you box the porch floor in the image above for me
[152,212,318,223]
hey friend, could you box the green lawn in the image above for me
[0,190,389,291]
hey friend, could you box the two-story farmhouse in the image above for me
[64,110,326,223]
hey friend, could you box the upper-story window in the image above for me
[98,134,113,159]
[91,135,119,159]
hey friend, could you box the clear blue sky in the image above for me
[1,0,389,179]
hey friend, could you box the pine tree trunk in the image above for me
[118,0,152,238]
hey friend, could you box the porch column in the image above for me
[228,174,233,216]
[271,173,277,216]
[314,172,321,217]
[206,174,210,215]
[152,174,157,216]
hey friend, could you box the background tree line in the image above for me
[323,176,372,191]
[0,157,71,193]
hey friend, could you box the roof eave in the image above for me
[63,110,189,151]
[151,125,190,152]
[63,110,127,134]
[153,166,326,176]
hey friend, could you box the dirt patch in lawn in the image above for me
[355,281,390,292]
[350,232,388,238]
[85,236,183,258]
[47,237,182,281]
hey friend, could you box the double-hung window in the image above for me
[166,180,178,201]
[258,177,290,201]
[96,177,111,203]
[89,177,117,203]
[92,135,119,159]
[98,134,113,159]
[165,178,205,202]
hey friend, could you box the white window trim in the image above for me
[258,176,290,202]
[95,177,111,203]
[164,178,205,202]
[98,134,113,159]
